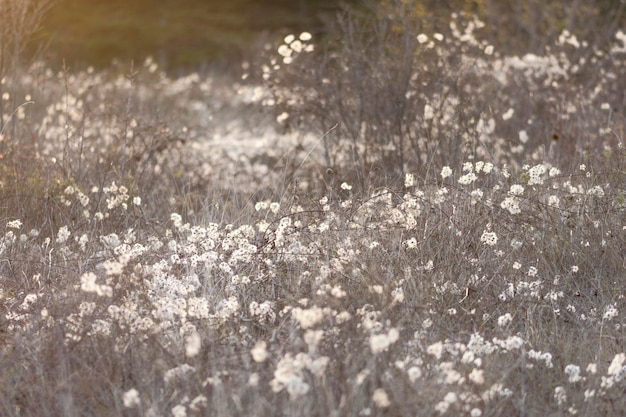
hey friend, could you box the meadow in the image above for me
[1,3,626,417]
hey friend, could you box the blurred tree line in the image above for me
[34,0,355,70]
[15,0,626,71]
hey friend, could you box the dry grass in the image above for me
[1,3,626,417]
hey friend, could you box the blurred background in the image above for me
[33,0,356,72]
[15,0,626,73]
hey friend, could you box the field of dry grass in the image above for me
[1,2,626,416]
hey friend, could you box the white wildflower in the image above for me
[373,388,391,407]
[185,331,202,357]
[603,304,619,320]
[480,230,498,246]
[6,219,22,229]
[497,313,512,327]
[403,237,418,249]
[469,368,485,385]
[519,130,529,143]
[458,172,478,185]
[554,386,567,405]
[56,226,71,244]
[565,364,582,383]
[509,184,524,195]
[251,340,269,363]
[501,196,520,214]
[408,366,422,382]
[404,173,415,187]
[292,306,325,329]
[441,166,453,179]
[369,328,399,354]
[172,404,187,417]
[122,388,141,408]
